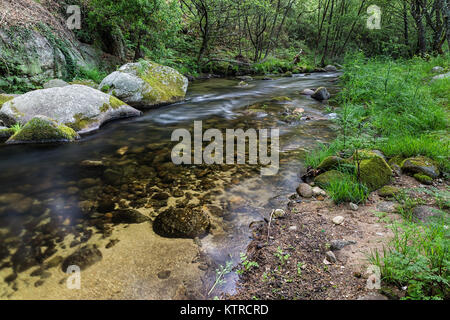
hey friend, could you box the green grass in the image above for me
[306,53,450,176]
[326,173,369,205]
[370,217,449,300]
[73,66,108,84]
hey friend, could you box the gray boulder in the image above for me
[431,66,444,73]
[43,79,69,89]
[401,156,440,179]
[99,61,189,108]
[432,72,450,81]
[0,85,142,134]
[324,65,338,72]
[153,207,210,239]
[311,87,331,101]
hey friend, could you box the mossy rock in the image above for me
[271,96,292,102]
[314,170,346,188]
[98,60,189,108]
[353,149,386,161]
[317,156,346,171]
[359,157,393,192]
[0,127,15,142]
[401,156,440,179]
[413,173,433,185]
[0,94,14,110]
[388,155,405,167]
[378,186,401,198]
[6,116,80,144]
[282,71,293,77]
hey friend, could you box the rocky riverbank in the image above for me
[231,168,448,300]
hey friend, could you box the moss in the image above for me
[282,71,293,77]
[378,185,401,198]
[66,113,97,132]
[359,157,393,192]
[271,96,292,102]
[7,117,78,144]
[0,128,15,142]
[0,94,14,110]
[414,173,433,185]
[135,61,186,105]
[109,96,125,109]
[388,155,405,167]
[314,170,346,188]
[353,149,385,161]
[401,156,440,178]
[100,85,110,93]
[317,156,345,171]
[100,103,110,112]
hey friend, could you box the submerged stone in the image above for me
[311,87,330,101]
[153,207,210,239]
[61,244,102,271]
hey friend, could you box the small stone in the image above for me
[332,216,345,225]
[273,209,285,218]
[312,187,326,197]
[325,251,337,263]
[80,160,105,168]
[157,270,171,279]
[330,240,356,251]
[117,146,128,156]
[289,226,298,231]
[349,203,359,211]
[297,183,313,198]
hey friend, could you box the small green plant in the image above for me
[370,218,449,300]
[208,259,233,296]
[274,247,291,265]
[11,123,23,133]
[297,262,305,277]
[236,252,259,275]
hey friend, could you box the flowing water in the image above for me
[0,72,340,299]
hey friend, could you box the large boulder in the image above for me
[324,65,338,72]
[153,207,210,239]
[6,116,79,144]
[99,61,189,108]
[401,156,440,179]
[311,87,331,101]
[0,85,142,134]
[359,156,393,191]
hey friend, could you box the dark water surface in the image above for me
[0,73,340,299]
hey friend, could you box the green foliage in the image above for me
[274,247,291,265]
[326,173,369,204]
[208,259,234,296]
[371,218,450,300]
[74,66,107,84]
[237,253,259,275]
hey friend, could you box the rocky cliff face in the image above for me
[0,0,118,93]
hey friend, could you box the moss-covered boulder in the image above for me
[314,170,346,188]
[359,157,393,192]
[401,156,440,179]
[0,85,142,134]
[378,186,401,198]
[353,149,386,161]
[311,87,331,101]
[6,116,80,144]
[153,207,210,239]
[98,60,189,108]
[414,173,433,185]
[317,156,346,171]
[0,127,14,142]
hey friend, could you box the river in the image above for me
[0,72,340,299]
